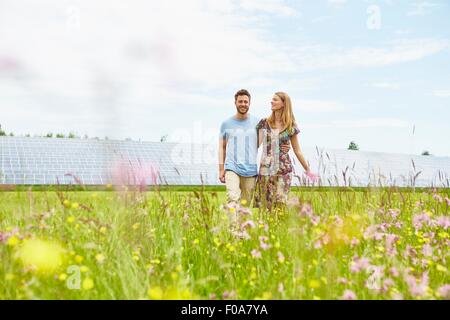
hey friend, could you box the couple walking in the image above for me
[218,89,318,210]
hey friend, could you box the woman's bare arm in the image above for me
[290,134,310,172]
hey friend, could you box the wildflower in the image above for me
[63,199,71,208]
[80,266,89,273]
[241,220,256,229]
[71,202,79,210]
[422,243,433,257]
[67,216,75,223]
[7,236,19,246]
[75,255,84,264]
[251,249,262,259]
[132,223,140,230]
[58,273,67,281]
[390,267,399,277]
[99,226,107,234]
[350,256,370,273]
[192,239,199,245]
[437,284,450,299]
[309,279,320,289]
[95,253,105,263]
[277,251,285,263]
[16,239,65,273]
[240,199,247,206]
[340,290,357,300]
[404,271,429,297]
[82,278,94,290]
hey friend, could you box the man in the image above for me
[218,89,290,206]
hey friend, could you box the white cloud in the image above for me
[292,38,450,70]
[369,82,401,90]
[406,1,439,16]
[238,0,298,16]
[304,118,410,128]
[433,90,450,97]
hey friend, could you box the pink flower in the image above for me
[241,220,256,229]
[437,284,450,299]
[404,271,429,297]
[412,213,431,230]
[422,243,433,257]
[435,216,450,229]
[299,202,313,217]
[433,194,443,203]
[390,267,399,277]
[445,197,450,206]
[350,256,370,273]
[340,290,357,300]
[251,249,262,259]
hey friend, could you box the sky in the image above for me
[1,0,449,156]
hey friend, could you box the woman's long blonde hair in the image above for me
[267,92,296,133]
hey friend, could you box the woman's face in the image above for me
[271,94,284,111]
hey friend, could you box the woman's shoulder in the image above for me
[256,118,268,129]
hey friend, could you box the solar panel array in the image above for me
[1,136,449,187]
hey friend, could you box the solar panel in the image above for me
[0,136,449,187]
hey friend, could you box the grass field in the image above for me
[0,186,449,300]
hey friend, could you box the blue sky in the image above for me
[1,0,449,156]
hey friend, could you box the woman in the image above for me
[254,92,318,210]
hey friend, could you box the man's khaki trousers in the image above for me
[225,170,256,205]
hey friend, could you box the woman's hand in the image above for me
[305,170,320,182]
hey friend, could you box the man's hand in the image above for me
[280,143,291,153]
[219,169,225,183]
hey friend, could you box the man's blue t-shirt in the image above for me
[220,115,259,177]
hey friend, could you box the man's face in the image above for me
[235,95,250,115]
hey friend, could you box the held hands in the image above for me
[280,143,291,153]
[305,170,320,182]
[219,169,226,183]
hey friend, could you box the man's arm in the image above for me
[218,137,227,183]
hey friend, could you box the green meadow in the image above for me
[0,187,449,300]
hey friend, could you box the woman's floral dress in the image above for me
[254,118,300,209]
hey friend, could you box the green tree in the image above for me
[0,125,6,136]
[348,141,359,151]
[46,133,53,138]
[421,150,431,156]
[56,133,65,138]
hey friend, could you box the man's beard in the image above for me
[237,107,248,115]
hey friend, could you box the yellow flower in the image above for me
[75,255,84,264]
[148,286,163,299]
[132,223,140,230]
[63,199,71,208]
[91,193,98,198]
[71,202,79,210]
[5,273,15,281]
[58,273,68,281]
[192,239,200,245]
[99,226,107,234]
[80,266,89,273]
[95,253,105,263]
[7,236,19,246]
[436,264,448,273]
[16,239,65,273]
[309,279,321,289]
[240,199,247,206]
[171,272,179,281]
[229,207,236,213]
[82,278,94,290]
[67,216,75,223]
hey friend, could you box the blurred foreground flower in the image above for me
[111,161,159,191]
[16,239,65,273]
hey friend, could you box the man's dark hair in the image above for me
[234,89,251,102]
